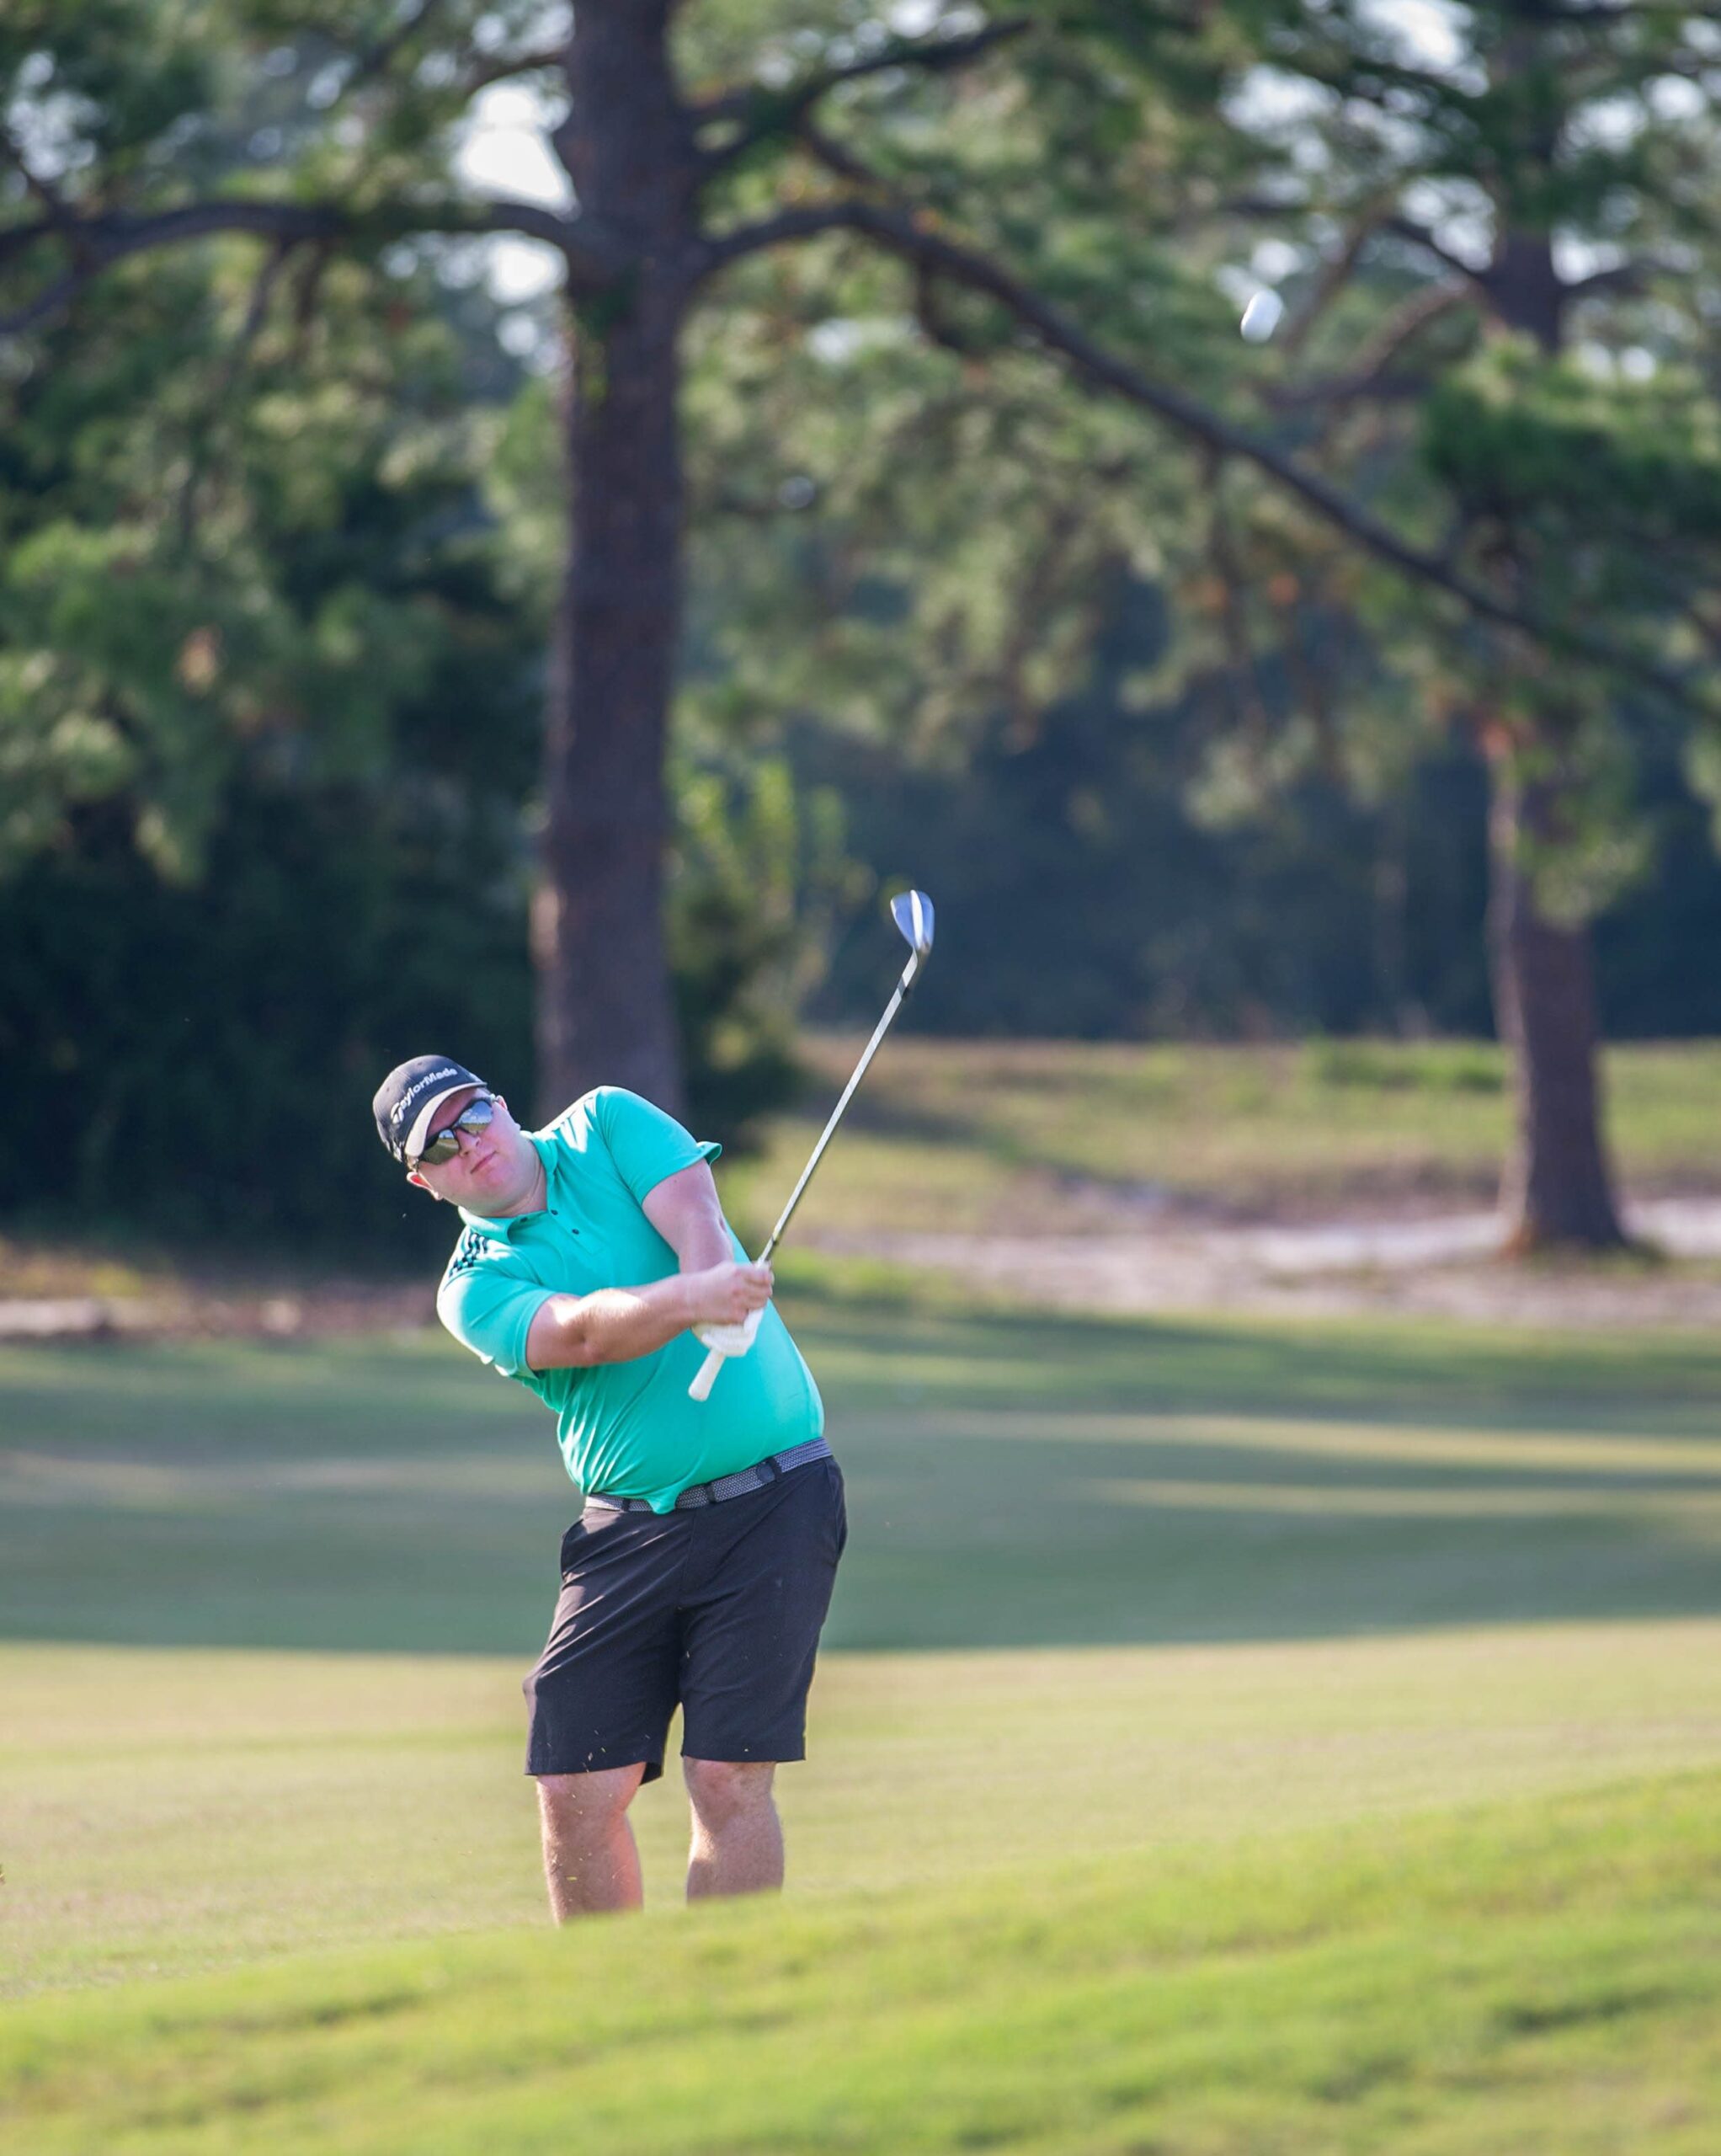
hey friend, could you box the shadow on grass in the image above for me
[2,1301,1719,1656]
[781,1086,1157,1201]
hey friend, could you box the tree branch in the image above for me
[0,267,87,339]
[700,198,1688,702]
[699,203,860,262]
[1529,1,1700,19]
[0,119,75,231]
[218,239,296,388]
[1,199,341,272]
[1382,213,1489,286]
[176,238,298,545]
[797,121,887,192]
[0,205,336,335]
[1276,47,1484,113]
[695,19,1030,165]
[1563,256,1673,303]
[350,0,448,89]
[461,42,569,96]
[1268,280,1470,411]
[1204,455,1272,741]
[1274,211,1382,360]
[0,193,617,339]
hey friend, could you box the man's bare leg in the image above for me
[535,1764,647,1919]
[683,1758,783,1900]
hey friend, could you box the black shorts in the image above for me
[523,1456,847,1781]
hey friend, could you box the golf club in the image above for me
[689,889,936,1401]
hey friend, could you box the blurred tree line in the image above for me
[3,2,1719,1257]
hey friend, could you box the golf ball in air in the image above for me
[1239,291,1283,342]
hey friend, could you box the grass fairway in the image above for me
[5,1297,1721,2002]
[5,1294,1721,2145]
[4,1770,1718,2153]
[8,1299,1721,1655]
[7,1621,1721,1999]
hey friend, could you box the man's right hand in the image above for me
[685,1259,774,1328]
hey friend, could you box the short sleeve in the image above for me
[438,1262,553,1378]
[592,1087,722,1204]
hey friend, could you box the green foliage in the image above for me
[1425,345,1721,542]
[0,139,546,1249]
[669,752,864,1148]
[674,0,1268,767]
[0,230,520,865]
[669,3,1672,1022]
[899,0,1721,952]
[1,3,887,1238]
[0,779,535,1256]
[11,0,1721,1244]
[791,591,1488,1043]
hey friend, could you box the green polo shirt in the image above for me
[436,1086,823,1513]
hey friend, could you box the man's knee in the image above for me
[683,1757,776,1827]
[536,1762,644,1834]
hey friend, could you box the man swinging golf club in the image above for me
[371,890,932,1921]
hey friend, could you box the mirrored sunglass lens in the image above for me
[417,1097,493,1165]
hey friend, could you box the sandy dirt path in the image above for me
[805,1197,1721,1331]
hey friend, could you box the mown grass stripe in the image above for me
[3,1770,1718,2155]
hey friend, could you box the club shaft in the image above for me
[759,951,921,1262]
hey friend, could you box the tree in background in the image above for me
[3,1,1031,1112]
[0,187,545,1248]
[8,2,1718,1256]
[0,6,855,1247]
[667,0,1721,1250]
[0,225,844,1246]
[1170,0,1721,1246]
[9,1,1574,1118]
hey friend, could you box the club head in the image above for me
[890,889,935,960]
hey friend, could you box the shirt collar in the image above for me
[457,1132,555,1237]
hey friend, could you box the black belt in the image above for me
[584,1435,832,1513]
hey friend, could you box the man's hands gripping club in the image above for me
[690,1263,772,1364]
[648,1155,774,1368]
[690,1259,771,1337]
[521,1162,771,1374]
[674,1181,774,1367]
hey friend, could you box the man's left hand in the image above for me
[694,1305,765,1359]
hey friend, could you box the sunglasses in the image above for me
[412,1094,495,1166]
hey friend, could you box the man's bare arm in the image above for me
[524,1163,770,1371]
[642,1159,738,1273]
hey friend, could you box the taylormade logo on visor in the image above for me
[371,1055,488,1160]
[392,1066,464,1126]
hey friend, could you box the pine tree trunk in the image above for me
[535,291,688,1117]
[533,1,697,1118]
[1484,745,1628,1251]
[1475,180,1628,1253]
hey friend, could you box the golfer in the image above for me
[372,1054,845,1920]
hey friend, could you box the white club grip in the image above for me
[689,1346,724,1401]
